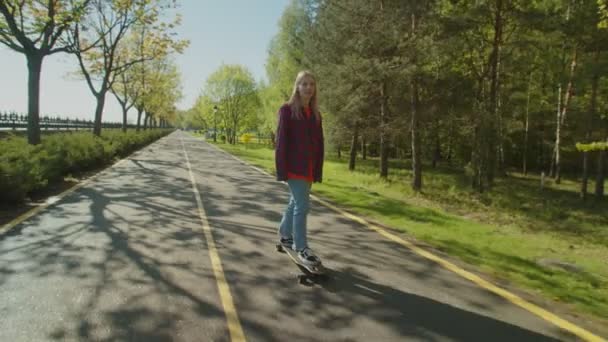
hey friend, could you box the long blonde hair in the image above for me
[287,70,321,122]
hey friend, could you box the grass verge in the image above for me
[209,139,608,328]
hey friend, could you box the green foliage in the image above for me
[189,94,216,129]
[0,0,89,52]
[265,0,313,95]
[0,130,171,203]
[0,137,48,202]
[598,0,608,28]
[202,64,261,143]
[576,141,608,152]
[241,133,253,144]
[70,0,187,135]
[253,0,315,142]
[60,134,107,172]
[215,141,608,322]
[274,0,608,193]
[141,58,184,125]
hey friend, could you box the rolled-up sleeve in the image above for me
[275,106,289,181]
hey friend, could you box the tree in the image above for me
[265,0,314,98]
[190,94,215,131]
[68,0,186,136]
[399,1,439,191]
[599,0,608,28]
[142,57,182,129]
[110,34,140,131]
[204,65,260,144]
[261,0,314,146]
[310,0,401,178]
[256,80,285,146]
[0,0,91,144]
[276,0,608,199]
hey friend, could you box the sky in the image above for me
[0,0,291,122]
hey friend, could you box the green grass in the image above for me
[208,139,608,324]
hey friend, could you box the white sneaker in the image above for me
[279,237,293,249]
[298,247,321,267]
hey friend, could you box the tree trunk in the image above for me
[411,83,422,190]
[581,51,599,200]
[582,151,590,200]
[539,75,547,173]
[432,119,440,169]
[136,108,144,131]
[93,92,106,136]
[379,81,389,178]
[472,75,486,192]
[523,72,532,175]
[410,12,422,191]
[121,104,129,132]
[411,90,422,187]
[552,0,573,179]
[596,145,606,200]
[233,123,238,144]
[555,48,577,184]
[349,122,359,171]
[26,53,43,145]
[361,135,367,160]
[447,111,453,165]
[472,124,483,191]
[487,0,503,185]
[551,84,561,178]
[270,131,275,148]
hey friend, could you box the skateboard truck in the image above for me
[276,244,327,284]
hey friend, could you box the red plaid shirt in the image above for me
[275,104,324,183]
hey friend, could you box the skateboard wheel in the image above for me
[275,244,283,252]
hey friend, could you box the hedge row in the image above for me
[0,129,172,203]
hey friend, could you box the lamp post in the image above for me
[213,105,218,142]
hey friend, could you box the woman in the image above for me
[275,70,325,267]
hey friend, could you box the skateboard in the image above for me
[275,244,328,284]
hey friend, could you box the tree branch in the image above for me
[73,25,99,97]
[0,0,32,49]
[0,29,25,52]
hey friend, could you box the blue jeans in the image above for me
[279,179,312,251]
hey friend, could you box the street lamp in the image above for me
[213,105,218,142]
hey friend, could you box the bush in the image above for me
[0,137,50,202]
[0,129,172,204]
[241,133,253,144]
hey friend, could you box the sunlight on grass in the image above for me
[209,139,608,322]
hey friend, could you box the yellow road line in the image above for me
[181,138,246,342]
[311,195,606,342]
[200,138,606,341]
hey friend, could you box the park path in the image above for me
[0,131,599,341]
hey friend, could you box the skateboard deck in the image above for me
[276,244,328,284]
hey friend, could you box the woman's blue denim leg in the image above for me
[279,179,311,251]
[279,194,295,240]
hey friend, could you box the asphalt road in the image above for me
[0,131,599,341]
